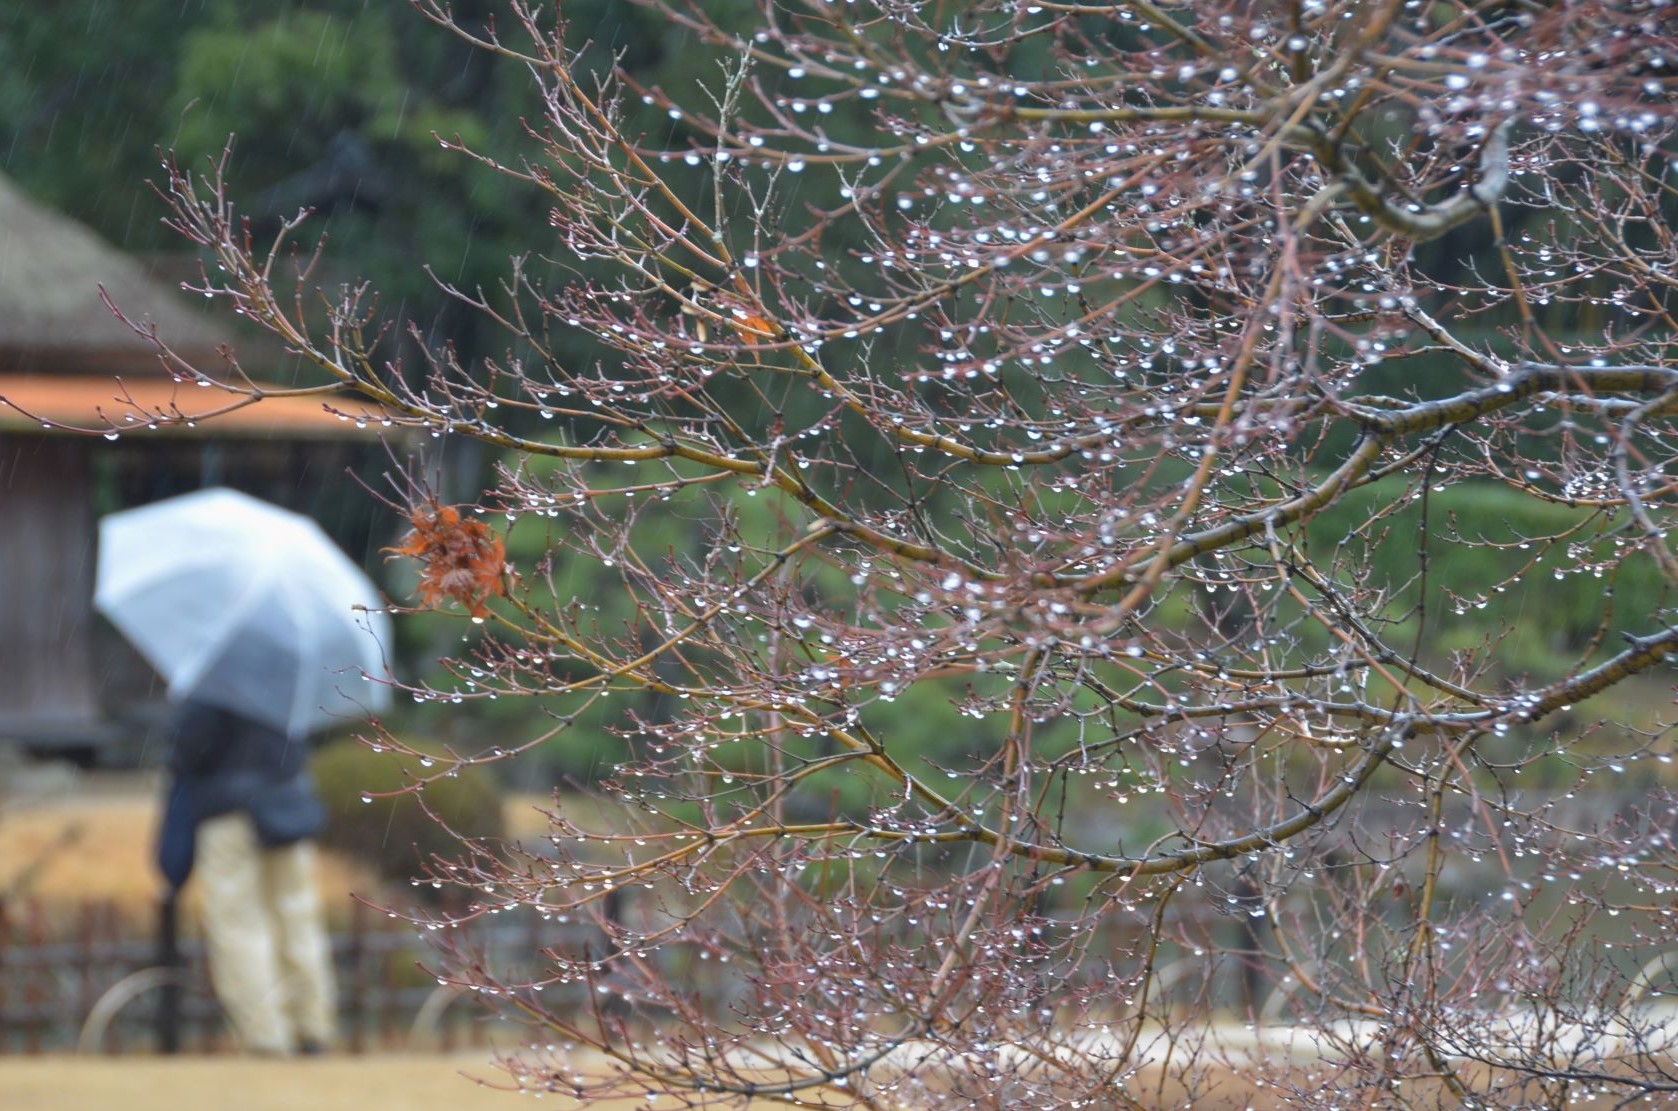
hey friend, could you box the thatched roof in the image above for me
[0,173,392,437]
[0,172,230,373]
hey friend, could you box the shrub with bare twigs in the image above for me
[116,1,1678,1106]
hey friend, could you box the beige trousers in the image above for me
[196,812,338,1053]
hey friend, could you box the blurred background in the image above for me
[0,0,676,1057]
[1,0,1673,1062]
[0,0,655,772]
[3,0,1665,778]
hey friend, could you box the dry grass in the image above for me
[0,775,569,933]
[0,774,381,932]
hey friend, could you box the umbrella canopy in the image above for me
[94,488,392,738]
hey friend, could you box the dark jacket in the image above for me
[166,699,327,849]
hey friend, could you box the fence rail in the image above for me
[1,888,1275,1057]
[0,895,577,1055]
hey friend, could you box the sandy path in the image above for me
[0,1052,648,1111]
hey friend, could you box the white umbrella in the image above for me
[94,487,392,738]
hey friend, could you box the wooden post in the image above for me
[0,899,10,1055]
[344,900,366,1054]
[24,899,46,1053]
[156,891,183,1054]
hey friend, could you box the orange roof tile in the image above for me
[0,374,389,439]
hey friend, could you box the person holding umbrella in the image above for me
[159,693,338,1055]
[96,487,392,1055]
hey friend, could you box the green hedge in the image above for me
[1297,479,1673,681]
[313,738,505,891]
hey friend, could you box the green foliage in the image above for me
[2,0,539,342]
[16,2,1661,792]
[402,451,1678,786]
[1299,480,1675,681]
[169,11,406,170]
[312,737,505,889]
[0,2,200,247]
[394,467,1675,792]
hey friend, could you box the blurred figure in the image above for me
[157,698,338,1055]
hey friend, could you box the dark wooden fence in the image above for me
[0,895,575,1055]
[1,888,1273,1056]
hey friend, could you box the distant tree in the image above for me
[137,1,1678,1106]
[0,1,541,361]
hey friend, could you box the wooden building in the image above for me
[0,173,381,760]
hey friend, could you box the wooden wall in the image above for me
[0,436,99,741]
[0,432,377,756]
